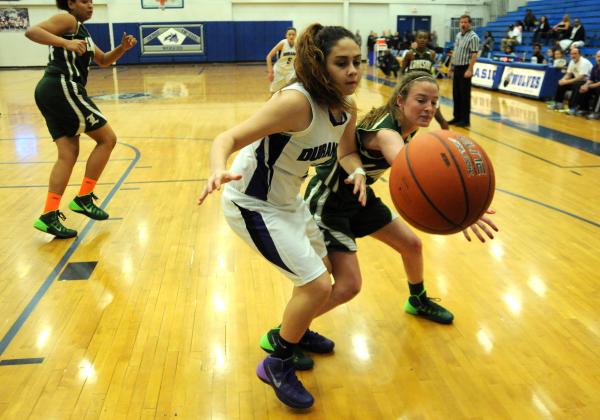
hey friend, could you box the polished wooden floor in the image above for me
[0,63,599,419]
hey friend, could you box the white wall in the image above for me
[1,0,491,67]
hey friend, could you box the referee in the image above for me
[449,15,479,127]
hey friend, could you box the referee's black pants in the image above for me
[452,65,472,124]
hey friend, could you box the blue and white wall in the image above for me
[0,0,491,67]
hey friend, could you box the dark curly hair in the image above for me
[56,0,71,11]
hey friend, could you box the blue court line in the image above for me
[0,136,213,142]
[497,189,600,228]
[470,129,600,169]
[0,142,141,359]
[0,358,44,366]
[120,187,140,190]
[363,74,600,157]
[135,165,152,168]
[107,217,124,220]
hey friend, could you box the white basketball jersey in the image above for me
[274,39,296,73]
[224,83,350,210]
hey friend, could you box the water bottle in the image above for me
[531,56,538,64]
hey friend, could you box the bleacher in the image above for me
[477,0,600,59]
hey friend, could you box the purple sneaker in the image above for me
[256,355,314,409]
[299,329,335,354]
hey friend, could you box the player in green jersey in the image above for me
[26,0,137,238]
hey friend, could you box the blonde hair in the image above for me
[359,72,437,128]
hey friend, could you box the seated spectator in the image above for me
[524,9,537,32]
[552,48,567,71]
[530,43,546,64]
[549,47,593,110]
[377,49,400,78]
[481,31,494,58]
[559,18,585,52]
[533,16,551,45]
[501,24,522,50]
[570,50,600,118]
[551,14,570,41]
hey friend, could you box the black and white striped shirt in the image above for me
[452,30,479,66]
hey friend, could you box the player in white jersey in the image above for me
[266,27,297,93]
[198,24,366,410]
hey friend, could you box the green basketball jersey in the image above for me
[313,112,416,201]
[406,48,435,73]
[45,21,95,86]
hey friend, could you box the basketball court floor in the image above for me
[0,63,599,419]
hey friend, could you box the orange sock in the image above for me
[78,177,97,196]
[43,192,62,214]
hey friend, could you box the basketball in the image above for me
[389,130,495,234]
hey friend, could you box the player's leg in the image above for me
[371,219,454,324]
[69,123,116,220]
[34,136,80,238]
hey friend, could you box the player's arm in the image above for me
[366,129,405,165]
[266,41,284,79]
[400,50,413,73]
[25,14,85,54]
[198,90,311,204]
[337,100,367,206]
[94,32,137,67]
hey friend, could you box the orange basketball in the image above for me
[389,130,495,234]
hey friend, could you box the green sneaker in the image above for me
[69,192,109,220]
[33,210,77,239]
[405,291,454,324]
[259,328,314,371]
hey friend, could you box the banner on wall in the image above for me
[140,24,204,55]
[141,0,184,9]
[0,7,29,31]
[472,62,499,89]
[498,66,546,97]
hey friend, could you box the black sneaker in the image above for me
[404,290,454,324]
[33,210,77,239]
[256,355,314,409]
[69,192,109,220]
[299,329,335,354]
[260,328,314,370]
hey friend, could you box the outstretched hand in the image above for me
[197,171,242,205]
[344,171,367,207]
[462,209,499,242]
[121,32,137,51]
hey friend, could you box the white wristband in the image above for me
[348,167,366,181]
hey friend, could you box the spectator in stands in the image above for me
[530,43,546,64]
[378,49,400,78]
[355,30,362,49]
[430,30,439,50]
[570,50,600,118]
[549,47,593,110]
[551,14,570,42]
[481,31,494,58]
[503,45,516,59]
[523,9,537,32]
[367,31,377,65]
[559,18,586,52]
[501,23,522,51]
[533,16,551,46]
[552,48,567,71]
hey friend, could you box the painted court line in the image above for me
[0,142,141,360]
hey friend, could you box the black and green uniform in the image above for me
[34,21,107,140]
[406,48,435,73]
[305,112,416,252]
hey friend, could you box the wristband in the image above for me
[348,167,366,181]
